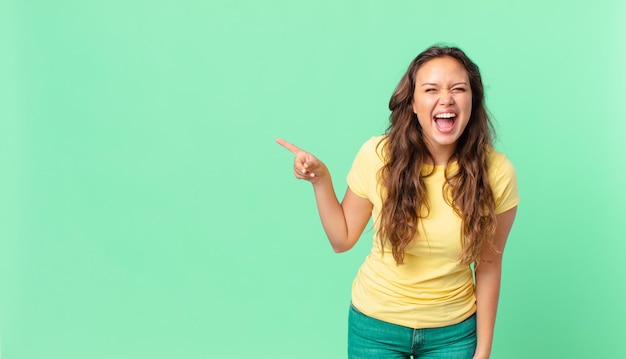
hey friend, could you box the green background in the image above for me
[1,0,624,358]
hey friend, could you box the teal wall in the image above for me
[1,1,624,358]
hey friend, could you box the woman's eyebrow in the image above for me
[420,82,468,87]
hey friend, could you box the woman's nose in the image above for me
[439,91,455,105]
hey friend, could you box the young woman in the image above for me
[277,45,518,359]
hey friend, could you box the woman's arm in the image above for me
[473,206,517,359]
[277,138,373,252]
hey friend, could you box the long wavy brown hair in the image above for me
[378,45,497,266]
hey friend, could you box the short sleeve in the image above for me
[489,153,519,214]
[346,137,383,199]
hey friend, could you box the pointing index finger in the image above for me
[276,138,303,155]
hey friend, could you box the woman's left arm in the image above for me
[473,206,518,359]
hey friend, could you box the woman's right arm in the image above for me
[276,138,373,252]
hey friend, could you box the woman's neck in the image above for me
[426,144,456,166]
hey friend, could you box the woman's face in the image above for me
[411,56,472,159]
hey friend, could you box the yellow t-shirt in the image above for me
[346,136,519,329]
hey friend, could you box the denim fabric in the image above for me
[348,304,477,359]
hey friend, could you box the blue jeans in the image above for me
[348,304,477,358]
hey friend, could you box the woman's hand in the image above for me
[276,138,328,184]
[275,137,372,252]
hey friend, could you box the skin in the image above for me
[277,56,517,359]
[275,138,372,253]
[473,206,517,359]
[411,56,473,165]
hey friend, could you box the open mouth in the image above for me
[434,112,456,133]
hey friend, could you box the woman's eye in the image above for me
[452,87,466,92]
[425,88,437,93]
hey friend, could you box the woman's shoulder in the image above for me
[363,135,386,148]
[356,135,387,158]
[486,147,516,181]
[486,148,519,211]
[487,147,513,167]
